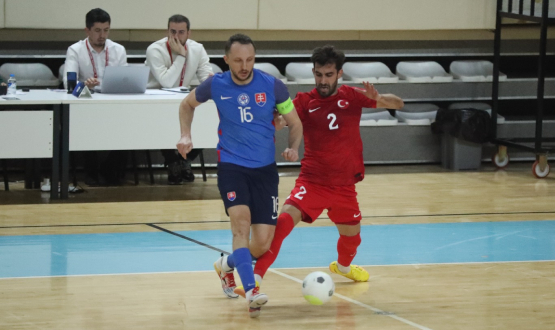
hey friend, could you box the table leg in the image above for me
[60,104,70,199]
[50,104,61,199]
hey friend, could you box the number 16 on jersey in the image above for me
[239,106,253,123]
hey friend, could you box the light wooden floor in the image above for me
[1,163,555,329]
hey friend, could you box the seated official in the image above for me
[63,8,128,186]
[145,14,212,184]
[63,8,127,90]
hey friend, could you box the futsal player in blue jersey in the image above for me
[177,34,303,318]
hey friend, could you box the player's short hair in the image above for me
[311,45,345,71]
[168,14,190,30]
[225,34,256,54]
[86,8,111,29]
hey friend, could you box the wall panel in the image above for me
[259,0,496,31]
[5,0,258,30]
[0,0,4,28]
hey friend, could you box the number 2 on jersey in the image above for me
[294,186,307,200]
[327,113,338,130]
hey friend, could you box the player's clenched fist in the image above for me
[176,136,193,159]
[281,148,298,162]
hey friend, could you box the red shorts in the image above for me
[284,178,361,225]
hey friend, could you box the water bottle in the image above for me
[7,74,16,95]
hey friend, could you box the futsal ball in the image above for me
[302,271,335,305]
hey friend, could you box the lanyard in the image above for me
[166,41,187,87]
[86,39,109,79]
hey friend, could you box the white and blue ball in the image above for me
[302,271,335,305]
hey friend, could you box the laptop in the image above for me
[96,66,149,94]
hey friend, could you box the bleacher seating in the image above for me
[395,103,440,125]
[450,60,507,82]
[0,63,59,87]
[286,62,344,84]
[254,63,287,83]
[342,62,398,84]
[360,108,398,126]
[396,61,453,83]
[190,63,223,86]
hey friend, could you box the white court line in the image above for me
[2,259,554,280]
[273,258,555,271]
[269,268,434,330]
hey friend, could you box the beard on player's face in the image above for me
[316,79,338,97]
[231,67,253,82]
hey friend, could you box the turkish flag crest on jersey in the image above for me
[255,93,267,107]
[227,191,236,201]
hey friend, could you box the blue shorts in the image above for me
[217,162,279,225]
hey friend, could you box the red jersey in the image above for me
[293,85,376,186]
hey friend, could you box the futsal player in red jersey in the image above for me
[234,45,404,296]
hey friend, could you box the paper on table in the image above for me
[161,87,190,93]
[145,89,183,95]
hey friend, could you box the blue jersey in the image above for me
[196,69,291,168]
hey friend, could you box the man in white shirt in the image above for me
[63,8,128,186]
[63,8,127,89]
[146,14,213,184]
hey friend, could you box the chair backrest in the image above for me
[254,63,286,82]
[285,62,313,83]
[342,62,398,83]
[396,61,453,83]
[396,103,439,125]
[190,63,223,86]
[211,63,223,74]
[285,62,343,84]
[0,63,60,87]
[449,60,506,82]
[58,63,65,81]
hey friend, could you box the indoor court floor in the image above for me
[1,163,554,330]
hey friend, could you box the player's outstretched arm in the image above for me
[281,108,303,162]
[376,93,404,109]
[177,89,202,159]
[273,111,287,131]
[357,81,404,109]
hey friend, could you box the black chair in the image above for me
[131,150,155,185]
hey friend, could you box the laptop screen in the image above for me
[99,66,150,94]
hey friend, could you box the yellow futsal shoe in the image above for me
[233,281,260,299]
[329,261,370,282]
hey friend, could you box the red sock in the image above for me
[337,233,361,267]
[254,213,295,278]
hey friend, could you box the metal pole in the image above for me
[534,0,549,153]
[491,0,504,140]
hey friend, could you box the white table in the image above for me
[58,91,219,198]
[0,90,66,198]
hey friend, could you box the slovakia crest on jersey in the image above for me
[255,93,267,107]
[227,191,236,201]
[237,93,250,106]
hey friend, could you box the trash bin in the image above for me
[440,133,482,170]
[432,108,491,170]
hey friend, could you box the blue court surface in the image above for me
[1,220,554,278]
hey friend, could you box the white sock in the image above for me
[245,288,254,300]
[221,255,233,272]
[337,263,351,274]
[254,274,263,286]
